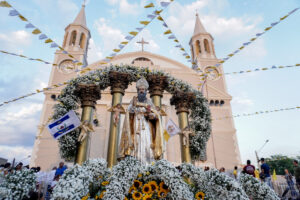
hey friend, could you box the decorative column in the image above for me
[147,75,167,108]
[107,71,130,168]
[75,83,101,165]
[170,91,195,163]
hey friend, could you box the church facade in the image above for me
[30,6,241,170]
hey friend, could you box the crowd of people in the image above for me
[216,158,300,200]
[0,161,68,200]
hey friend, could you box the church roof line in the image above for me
[90,51,196,73]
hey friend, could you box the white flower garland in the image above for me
[52,65,211,161]
[0,169,36,200]
[52,158,108,200]
[239,174,280,200]
[180,163,249,200]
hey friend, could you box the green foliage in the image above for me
[265,154,296,175]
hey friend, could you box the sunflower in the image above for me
[158,190,167,198]
[129,186,136,193]
[99,190,106,199]
[159,182,169,192]
[101,181,109,186]
[132,191,142,200]
[195,191,205,200]
[133,180,142,188]
[124,197,128,200]
[148,181,158,192]
[81,195,89,200]
[142,193,152,200]
[142,184,152,194]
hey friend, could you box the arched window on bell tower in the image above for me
[79,33,86,49]
[70,30,77,46]
[204,39,210,53]
[196,40,201,54]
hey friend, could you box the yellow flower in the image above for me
[148,181,158,192]
[138,173,142,178]
[99,190,106,199]
[133,180,142,188]
[142,184,152,194]
[151,161,155,166]
[81,194,89,200]
[142,193,152,200]
[124,197,128,200]
[146,171,150,175]
[129,186,136,193]
[101,181,109,186]
[132,191,142,200]
[159,182,169,192]
[195,191,205,200]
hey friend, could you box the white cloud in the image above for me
[87,38,103,63]
[94,18,125,52]
[105,0,140,15]
[166,0,262,39]
[231,94,254,113]
[0,30,32,50]
[0,145,32,165]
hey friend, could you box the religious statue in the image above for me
[108,103,126,125]
[78,120,95,142]
[118,77,164,163]
[181,126,195,147]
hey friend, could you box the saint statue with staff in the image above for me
[118,77,164,163]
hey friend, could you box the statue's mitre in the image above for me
[136,77,149,89]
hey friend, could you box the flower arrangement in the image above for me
[52,65,211,162]
[0,169,36,199]
[239,173,280,200]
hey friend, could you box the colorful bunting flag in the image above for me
[144,3,154,8]
[0,1,11,7]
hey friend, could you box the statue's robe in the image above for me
[118,97,164,164]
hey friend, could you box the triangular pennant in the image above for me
[129,31,138,36]
[162,22,168,28]
[39,34,47,40]
[164,29,172,34]
[45,39,53,43]
[50,43,59,48]
[0,1,12,7]
[136,27,143,31]
[121,41,128,45]
[144,3,154,8]
[125,36,133,40]
[32,29,41,34]
[140,21,150,25]
[18,15,27,21]
[157,16,163,21]
[160,2,170,7]
[147,14,156,19]
[9,9,19,16]
[113,49,120,52]
[25,23,35,29]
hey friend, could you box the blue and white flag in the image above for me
[47,110,81,139]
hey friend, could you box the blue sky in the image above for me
[0,0,299,166]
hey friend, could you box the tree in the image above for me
[265,155,296,175]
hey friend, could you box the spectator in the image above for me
[281,169,298,199]
[233,166,238,179]
[260,158,273,188]
[55,162,67,176]
[254,168,260,179]
[259,168,265,181]
[243,160,255,177]
[219,167,225,173]
[204,166,210,171]
[15,162,23,171]
[293,160,300,192]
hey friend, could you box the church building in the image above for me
[30,5,241,170]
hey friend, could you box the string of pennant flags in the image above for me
[201,63,300,78]
[0,49,54,66]
[98,0,174,66]
[156,14,193,64]
[197,7,299,86]
[0,0,174,107]
[213,106,300,121]
[0,0,84,67]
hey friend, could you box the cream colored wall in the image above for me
[31,51,241,171]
